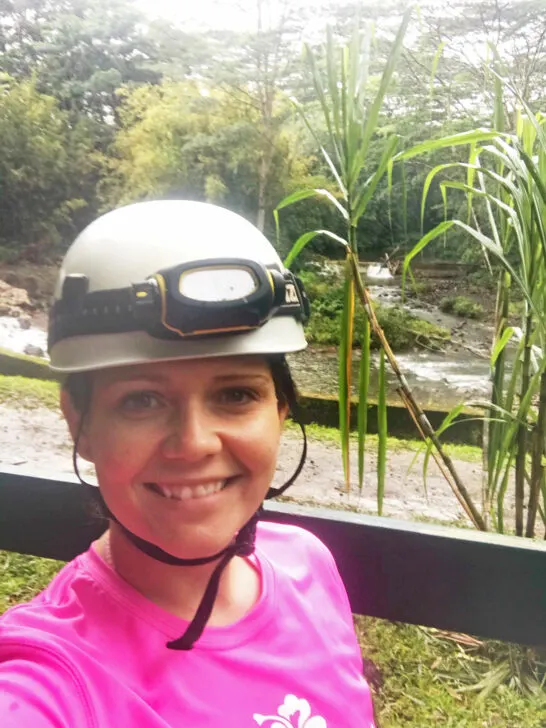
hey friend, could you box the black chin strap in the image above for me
[73,419,307,651]
[266,420,307,499]
[166,510,259,650]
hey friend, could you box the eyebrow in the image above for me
[212,373,271,383]
[102,372,271,387]
[102,374,169,387]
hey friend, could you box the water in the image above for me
[287,348,491,411]
[366,264,393,281]
[286,272,494,409]
[0,316,48,358]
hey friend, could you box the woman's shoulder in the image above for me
[257,519,329,547]
[256,521,337,570]
[0,553,98,727]
[254,520,355,627]
[0,634,95,728]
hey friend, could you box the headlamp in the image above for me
[49,258,309,347]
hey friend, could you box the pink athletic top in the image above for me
[0,522,375,727]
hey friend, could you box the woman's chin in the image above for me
[142,526,239,563]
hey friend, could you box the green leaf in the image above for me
[353,8,412,175]
[352,135,399,223]
[301,45,344,174]
[402,220,454,291]
[491,327,514,366]
[395,129,502,163]
[325,27,343,145]
[275,187,348,220]
[420,405,468,497]
[289,95,347,198]
[429,41,445,97]
[283,229,348,269]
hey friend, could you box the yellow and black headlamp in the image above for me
[49,258,309,347]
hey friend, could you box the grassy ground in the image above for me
[0,551,543,726]
[0,374,59,409]
[356,617,545,728]
[284,418,483,463]
[0,551,62,613]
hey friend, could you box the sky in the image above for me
[135,0,288,31]
[134,0,469,31]
[133,0,519,69]
[133,0,424,33]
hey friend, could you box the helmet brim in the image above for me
[49,317,307,373]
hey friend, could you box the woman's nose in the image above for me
[160,402,222,462]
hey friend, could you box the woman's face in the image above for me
[62,356,287,559]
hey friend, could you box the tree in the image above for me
[165,0,318,231]
[415,0,546,122]
[102,79,319,238]
[0,0,161,123]
[0,77,99,258]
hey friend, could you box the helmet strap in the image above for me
[266,420,307,499]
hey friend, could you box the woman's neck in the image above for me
[95,524,261,627]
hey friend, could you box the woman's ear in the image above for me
[278,400,290,426]
[60,388,94,462]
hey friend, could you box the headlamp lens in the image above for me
[178,267,258,302]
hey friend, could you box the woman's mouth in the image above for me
[143,480,231,501]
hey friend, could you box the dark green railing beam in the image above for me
[1,470,545,646]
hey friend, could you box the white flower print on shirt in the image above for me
[253,694,327,727]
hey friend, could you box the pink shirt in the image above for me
[0,522,375,727]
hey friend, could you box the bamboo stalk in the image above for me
[377,349,387,515]
[515,314,533,536]
[526,370,546,537]
[486,270,510,524]
[339,258,355,492]
[347,251,487,531]
[483,271,511,530]
[357,315,370,493]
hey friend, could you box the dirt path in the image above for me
[0,403,497,526]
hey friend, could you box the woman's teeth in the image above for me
[150,481,227,501]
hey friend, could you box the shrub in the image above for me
[440,295,484,319]
[300,271,450,351]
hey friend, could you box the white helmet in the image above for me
[48,200,308,372]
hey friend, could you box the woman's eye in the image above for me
[218,388,257,406]
[119,391,163,412]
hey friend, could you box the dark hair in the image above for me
[63,355,300,417]
[268,355,300,417]
[63,372,93,414]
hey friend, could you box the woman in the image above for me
[0,201,375,727]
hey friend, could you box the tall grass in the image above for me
[275,11,483,528]
[402,74,546,538]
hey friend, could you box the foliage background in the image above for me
[1,0,545,263]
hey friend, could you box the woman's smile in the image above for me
[144,479,231,501]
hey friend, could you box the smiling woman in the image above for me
[0,201,375,727]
